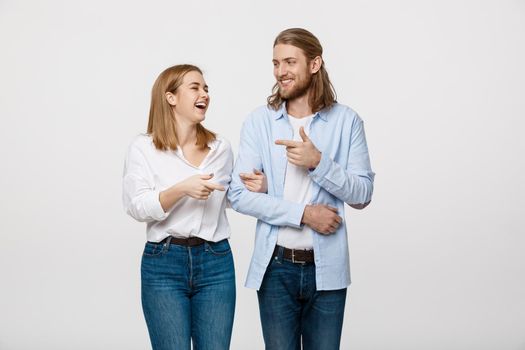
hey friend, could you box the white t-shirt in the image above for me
[122,134,233,243]
[277,115,314,250]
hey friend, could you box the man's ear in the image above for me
[165,92,177,106]
[310,56,322,74]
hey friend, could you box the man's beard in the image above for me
[279,72,313,101]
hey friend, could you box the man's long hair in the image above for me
[267,28,337,112]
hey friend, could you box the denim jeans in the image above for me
[257,246,347,350]
[141,238,236,350]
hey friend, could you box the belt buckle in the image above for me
[291,249,306,264]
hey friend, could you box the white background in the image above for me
[1,0,524,349]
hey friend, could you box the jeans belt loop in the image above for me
[278,245,284,262]
[164,235,173,250]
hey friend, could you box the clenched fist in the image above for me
[301,204,342,235]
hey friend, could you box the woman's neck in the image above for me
[174,118,198,147]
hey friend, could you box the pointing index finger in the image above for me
[204,182,225,191]
[275,139,301,147]
[239,173,258,180]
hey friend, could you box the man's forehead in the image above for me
[273,44,305,60]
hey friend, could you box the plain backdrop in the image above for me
[1,0,524,349]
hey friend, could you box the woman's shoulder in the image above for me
[126,134,156,158]
[128,133,153,148]
[212,134,231,149]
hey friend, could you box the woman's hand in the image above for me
[180,173,225,200]
[160,173,224,211]
[240,169,268,193]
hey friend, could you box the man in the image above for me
[229,28,375,349]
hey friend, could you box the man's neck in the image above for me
[286,94,313,118]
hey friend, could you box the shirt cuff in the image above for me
[145,190,169,221]
[309,152,332,181]
[288,202,307,229]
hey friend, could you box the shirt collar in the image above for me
[173,136,221,158]
[271,102,328,122]
[208,137,221,151]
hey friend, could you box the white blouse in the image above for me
[122,134,233,243]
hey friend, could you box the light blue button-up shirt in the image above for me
[228,103,375,290]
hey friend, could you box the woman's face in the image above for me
[167,70,209,124]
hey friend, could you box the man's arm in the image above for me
[228,114,305,228]
[309,116,374,208]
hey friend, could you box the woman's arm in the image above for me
[159,173,225,211]
[122,144,168,222]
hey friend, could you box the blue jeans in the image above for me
[257,246,347,350]
[141,238,236,350]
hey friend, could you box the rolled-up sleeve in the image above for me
[122,144,168,222]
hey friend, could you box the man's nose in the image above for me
[277,65,287,78]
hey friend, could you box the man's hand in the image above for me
[275,126,321,169]
[301,204,342,235]
[240,169,268,193]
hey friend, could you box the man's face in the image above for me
[273,44,313,101]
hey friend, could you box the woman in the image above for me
[122,64,265,350]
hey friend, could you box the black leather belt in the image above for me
[155,236,206,247]
[273,245,315,264]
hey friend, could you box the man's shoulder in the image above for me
[326,103,360,120]
[322,103,365,129]
[244,104,277,124]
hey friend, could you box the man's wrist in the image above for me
[309,151,322,171]
[301,205,312,224]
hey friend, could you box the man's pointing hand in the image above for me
[275,126,321,169]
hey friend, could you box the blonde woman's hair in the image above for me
[147,64,215,151]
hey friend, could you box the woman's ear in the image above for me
[165,92,177,106]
